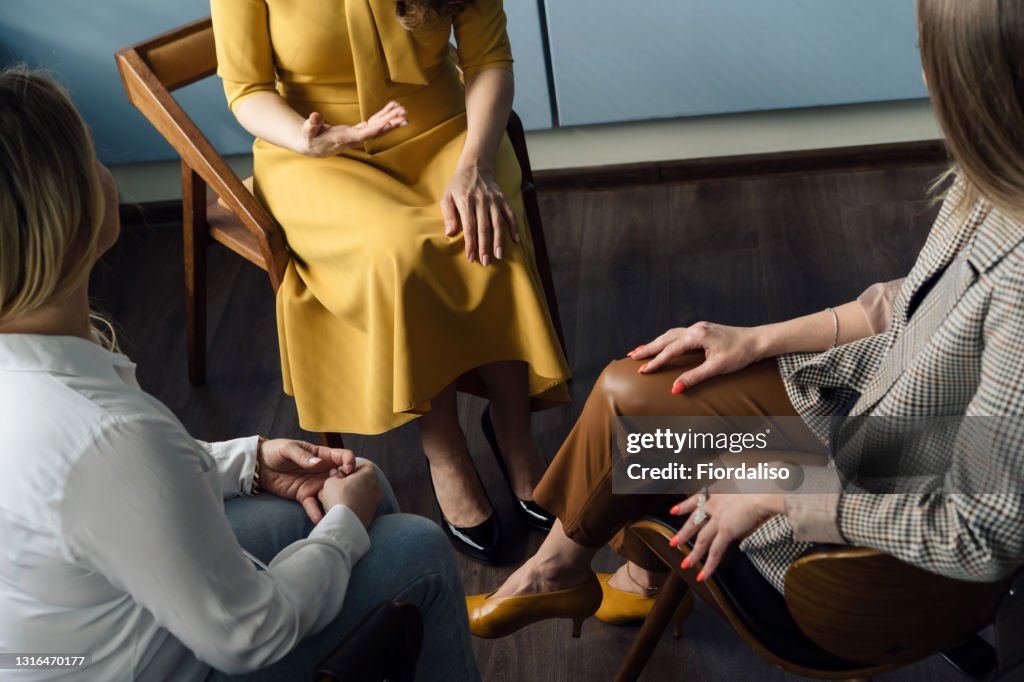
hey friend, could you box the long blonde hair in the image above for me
[918,0,1024,222]
[0,68,105,325]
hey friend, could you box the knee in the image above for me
[372,515,455,574]
[593,358,651,416]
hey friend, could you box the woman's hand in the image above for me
[440,164,520,266]
[318,463,383,529]
[257,439,357,523]
[668,493,785,581]
[297,102,408,158]
[629,323,767,392]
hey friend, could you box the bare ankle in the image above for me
[609,563,667,595]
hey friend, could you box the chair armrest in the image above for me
[315,601,423,682]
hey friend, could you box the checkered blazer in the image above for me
[742,180,1024,592]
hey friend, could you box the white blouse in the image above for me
[0,334,370,680]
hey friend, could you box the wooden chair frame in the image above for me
[115,17,565,448]
[615,519,1016,682]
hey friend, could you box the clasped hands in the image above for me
[256,439,382,527]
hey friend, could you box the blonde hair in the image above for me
[918,0,1024,223]
[0,68,105,325]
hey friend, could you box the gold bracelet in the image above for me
[252,436,266,495]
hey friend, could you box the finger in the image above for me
[645,336,700,373]
[349,462,377,480]
[701,533,731,581]
[440,193,460,236]
[287,442,326,468]
[314,446,354,473]
[335,449,357,474]
[686,520,717,567]
[630,332,673,360]
[370,101,402,122]
[500,199,520,245]
[670,511,705,549]
[476,201,493,266]
[301,113,322,142]
[675,359,721,392]
[489,201,505,260]
[301,496,324,524]
[669,497,698,516]
[640,341,684,373]
[460,198,478,262]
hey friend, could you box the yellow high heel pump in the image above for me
[594,572,695,637]
[466,573,603,639]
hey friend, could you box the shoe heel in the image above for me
[671,591,695,638]
[571,616,585,639]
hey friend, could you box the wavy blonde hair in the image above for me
[918,0,1024,223]
[0,68,106,326]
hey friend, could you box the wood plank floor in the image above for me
[92,159,1021,682]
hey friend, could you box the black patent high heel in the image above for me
[423,456,501,565]
[480,406,555,532]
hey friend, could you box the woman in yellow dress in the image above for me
[210,0,570,563]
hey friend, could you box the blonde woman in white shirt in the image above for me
[0,68,480,681]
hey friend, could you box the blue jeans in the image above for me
[210,462,480,682]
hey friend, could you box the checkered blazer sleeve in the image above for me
[836,264,1024,583]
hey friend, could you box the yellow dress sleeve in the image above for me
[453,0,514,79]
[210,0,278,113]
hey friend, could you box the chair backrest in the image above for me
[785,547,1009,666]
[115,17,288,287]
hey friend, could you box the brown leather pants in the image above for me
[534,353,819,571]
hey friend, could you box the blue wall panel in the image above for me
[545,0,927,127]
[0,1,553,164]
[0,1,249,164]
[504,1,553,130]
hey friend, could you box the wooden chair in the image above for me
[114,17,566,447]
[615,517,1023,682]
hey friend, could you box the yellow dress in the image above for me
[211,0,571,434]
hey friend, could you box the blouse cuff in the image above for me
[786,493,845,544]
[784,465,846,544]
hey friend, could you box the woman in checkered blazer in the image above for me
[466,0,1024,638]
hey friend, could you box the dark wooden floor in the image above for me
[93,158,1020,682]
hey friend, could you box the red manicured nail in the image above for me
[696,570,706,582]
[680,560,688,569]
[637,363,648,374]
[681,557,691,569]
[628,345,644,356]
[668,536,679,548]
[671,381,686,395]
[670,504,681,515]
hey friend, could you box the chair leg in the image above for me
[615,572,690,682]
[320,432,345,449]
[182,162,207,386]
